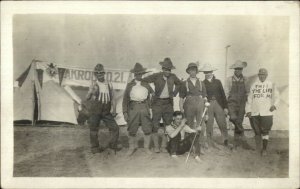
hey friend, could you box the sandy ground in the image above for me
[14,125,288,177]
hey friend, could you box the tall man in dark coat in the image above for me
[143,58,182,153]
[200,63,229,148]
[123,63,154,156]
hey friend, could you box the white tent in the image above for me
[14,60,80,125]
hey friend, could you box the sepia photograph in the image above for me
[1,1,299,189]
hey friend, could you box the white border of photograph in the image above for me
[1,1,299,188]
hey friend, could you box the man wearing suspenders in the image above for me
[86,64,121,154]
[226,60,254,150]
[179,63,207,152]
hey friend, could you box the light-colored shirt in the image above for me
[245,80,280,116]
[130,80,148,101]
[166,123,196,140]
[96,80,111,104]
[189,77,197,86]
[159,76,169,98]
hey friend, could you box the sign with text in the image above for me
[37,62,131,90]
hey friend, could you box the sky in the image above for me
[13,14,289,87]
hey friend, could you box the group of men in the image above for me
[85,57,279,162]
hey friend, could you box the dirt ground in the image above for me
[14,125,288,177]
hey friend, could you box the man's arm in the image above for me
[166,119,187,138]
[179,81,187,112]
[143,73,157,83]
[224,77,232,98]
[219,80,228,109]
[109,83,117,115]
[270,82,280,112]
[122,83,131,116]
[245,83,254,116]
[173,74,182,96]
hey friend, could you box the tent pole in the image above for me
[32,61,36,127]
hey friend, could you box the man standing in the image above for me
[201,63,229,148]
[86,64,121,154]
[245,68,279,156]
[143,57,182,153]
[179,62,207,150]
[226,60,253,150]
[123,63,154,156]
[165,111,202,162]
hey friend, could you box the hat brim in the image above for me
[186,66,199,73]
[229,62,247,69]
[130,68,149,74]
[199,68,217,72]
[93,71,105,74]
[159,62,176,70]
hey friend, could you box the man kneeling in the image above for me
[166,111,202,162]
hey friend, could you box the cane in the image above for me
[185,102,210,163]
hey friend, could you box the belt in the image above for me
[187,95,203,98]
[157,98,171,100]
[130,100,146,104]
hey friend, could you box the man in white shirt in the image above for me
[165,111,202,162]
[245,68,280,156]
[123,63,154,156]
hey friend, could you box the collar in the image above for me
[233,74,244,81]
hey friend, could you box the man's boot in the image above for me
[261,139,268,156]
[160,134,168,153]
[143,134,152,155]
[126,136,137,156]
[152,133,160,153]
[255,135,262,153]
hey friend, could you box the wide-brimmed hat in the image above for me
[230,60,247,69]
[159,57,175,70]
[130,63,148,74]
[186,62,199,73]
[94,64,105,73]
[199,63,217,72]
[258,68,268,75]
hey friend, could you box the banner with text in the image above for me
[36,62,132,90]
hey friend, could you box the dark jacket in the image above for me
[122,80,154,113]
[179,78,207,98]
[203,77,228,109]
[142,72,181,99]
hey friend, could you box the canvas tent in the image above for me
[14,60,81,125]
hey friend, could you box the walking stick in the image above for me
[185,102,210,163]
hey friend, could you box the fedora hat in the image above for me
[230,60,247,69]
[199,63,217,72]
[94,64,105,73]
[159,57,175,70]
[186,62,199,73]
[130,63,148,74]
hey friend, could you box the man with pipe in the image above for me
[179,62,208,152]
[143,58,182,153]
[245,68,280,156]
[225,60,254,150]
[123,63,154,156]
[86,64,121,154]
[165,111,202,162]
